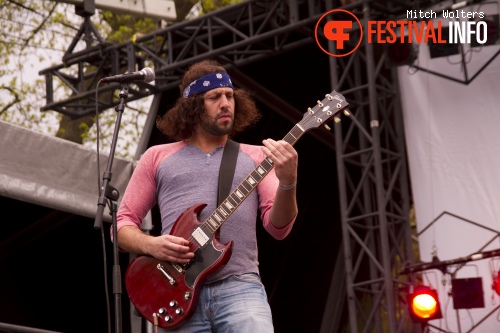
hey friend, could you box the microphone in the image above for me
[100,67,155,84]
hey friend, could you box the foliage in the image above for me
[100,11,157,43]
[0,1,156,159]
[0,0,75,135]
[201,0,244,13]
[0,0,243,159]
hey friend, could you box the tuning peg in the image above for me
[324,124,331,131]
[317,100,324,107]
[343,109,350,116]
[334,117,341,123]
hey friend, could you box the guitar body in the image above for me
[125,203,233,329]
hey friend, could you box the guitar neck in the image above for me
[202,124,305,234]
[200,90,350,235]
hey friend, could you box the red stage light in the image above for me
[407,286,442,324]
[493,270,500,296]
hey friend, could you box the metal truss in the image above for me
[39,0,433,117]
[37,1,440,332]
[325,2,420,332]
[39,0,339,118]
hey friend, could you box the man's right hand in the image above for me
[148,234,195,263]
[117,226,195,264]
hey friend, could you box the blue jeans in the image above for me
[161,273,274,333]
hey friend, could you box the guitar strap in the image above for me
[216,139,239,240]
[217,139,240,206]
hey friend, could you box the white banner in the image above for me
[398,1,500,329]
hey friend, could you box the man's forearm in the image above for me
[117,225,152,255]
[269,186,298,228]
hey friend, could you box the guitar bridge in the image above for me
[157,264,176,285]
[170,262,185,274]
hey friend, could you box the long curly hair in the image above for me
[156,59,261,141]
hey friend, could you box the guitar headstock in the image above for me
[298,90,350,132]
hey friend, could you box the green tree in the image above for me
[0,0,242,158]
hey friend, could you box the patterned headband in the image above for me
[182,72,234,98]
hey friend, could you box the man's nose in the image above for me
[220,94,230,107]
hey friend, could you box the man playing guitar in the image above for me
[116,59,298,332]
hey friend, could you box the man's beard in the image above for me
[200,112,233,136]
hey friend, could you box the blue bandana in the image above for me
[182,72,234,98]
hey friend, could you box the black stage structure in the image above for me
[0,0,441,332]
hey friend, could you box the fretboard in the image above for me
[202,124,305,234]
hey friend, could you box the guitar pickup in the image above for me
[192,227,210,247]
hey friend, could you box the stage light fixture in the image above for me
[492,270,500,296]
[407,285,443,324]
[428,26,460,59]
[451,277,485,309]
[386,39,417,66]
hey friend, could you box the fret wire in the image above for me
[283,133,296,144]
[227,195,238,207]
[214,212,222,221]
[247,175,257,185]
[224,201,234,210]
[262,158,273,168]
[234,189,245,200]
[260,161,273,173]
[237,184,246,194]
[241,181,252,192]
[251,168,261,176]
[208,218,217,229]
[293,127,303,135]
[288,128,300,139]
[219,207,228,216]
[211,215,221,227]
[283,132,297,143]
[226,194,243,210]
[204,219,216,233]
[288,127,304,142]
[237,188,248,198]
[250,171,262,182]
[206,223,215,232]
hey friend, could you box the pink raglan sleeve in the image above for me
[116,148,160,233]
[242,144,296,240]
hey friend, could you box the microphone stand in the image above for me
[94,84,130,333]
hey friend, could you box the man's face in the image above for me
[200,87,235,136]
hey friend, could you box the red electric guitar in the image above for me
[124,91,350,329]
